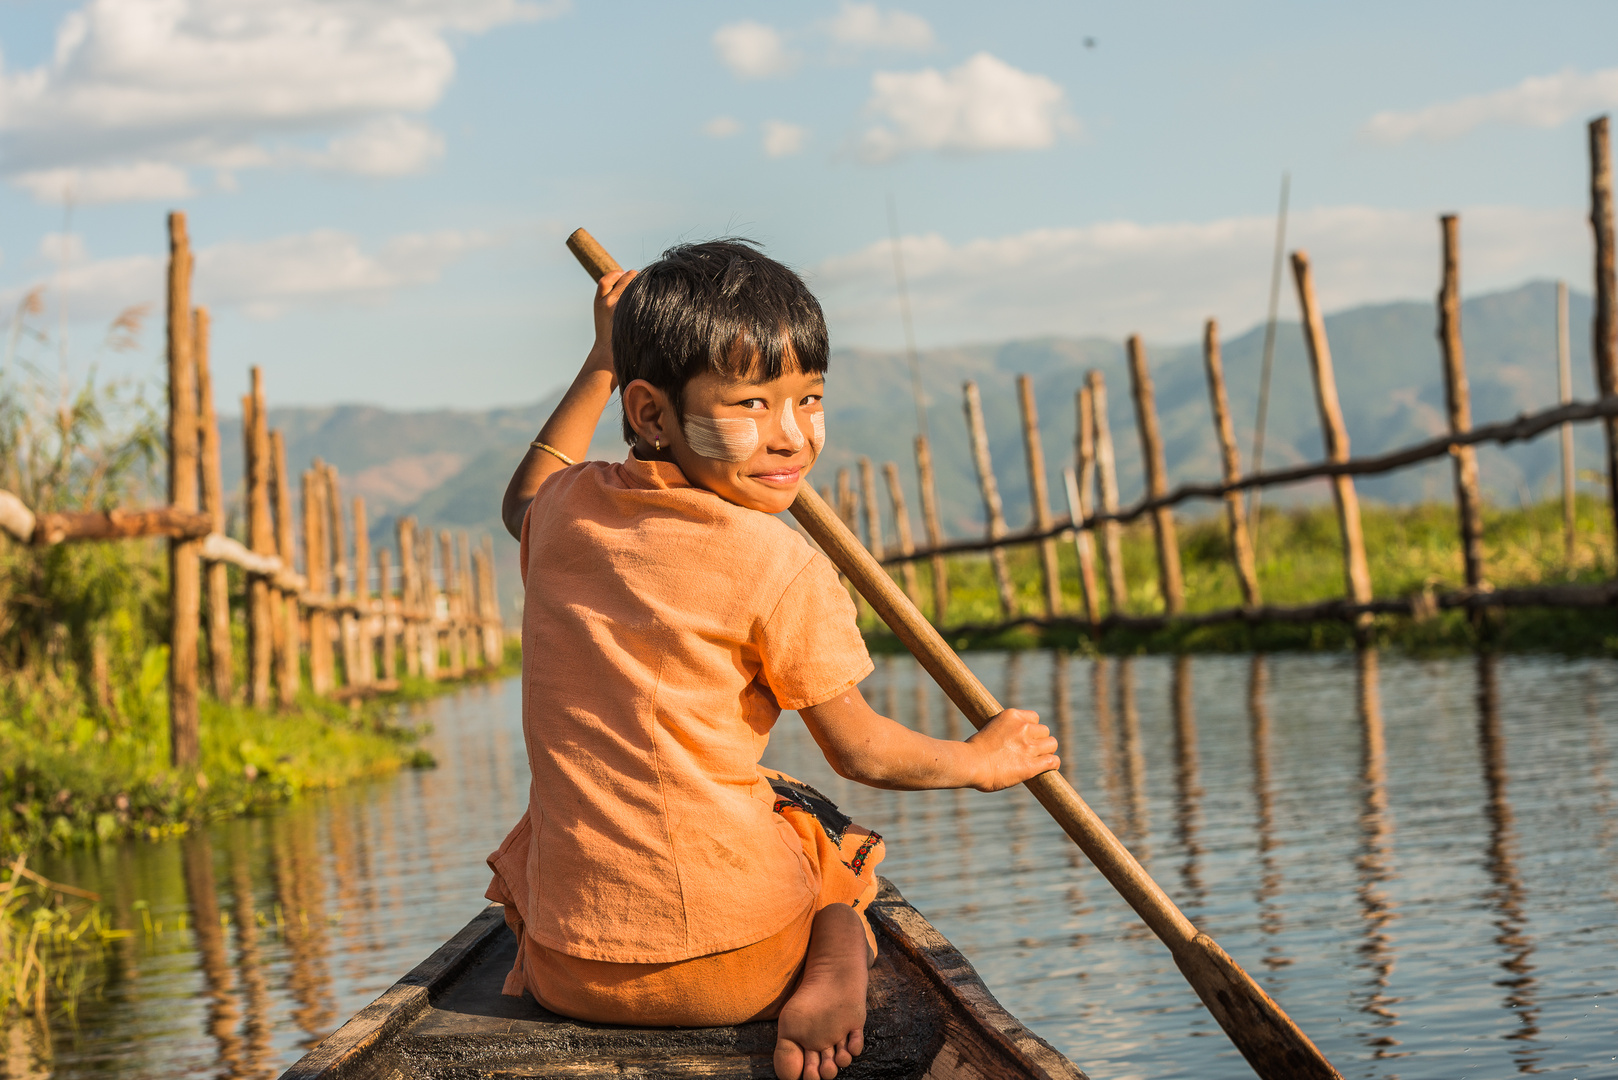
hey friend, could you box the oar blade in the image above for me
[1173,933,1343,1080]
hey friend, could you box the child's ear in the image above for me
[621,379,672,446]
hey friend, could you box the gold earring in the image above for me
[654,437,661,451]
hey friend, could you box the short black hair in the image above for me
[613,239,829,444]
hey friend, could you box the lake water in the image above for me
[14,650,1618,1080]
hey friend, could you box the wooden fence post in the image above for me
[1067,385,1101,625]
[835,467,859,538]
[194,306,233,701]
[1558,281,1577,566]
[398,518,420,678]
[1291,251,1374,614]
[304,463,333,694]
[378,546,396,683]
[881,462,923,608]
[1087,370,1128,614]
[458,532,481,668]
[353,497,372,685]
[1589,115,1618,557]
[440,532,465,677]
[1017,375,1062,618]
[1126,336,1185,614]
[914,435,949,625]
[962,380,1017,618]
[418,523,439,679]
[324,463,356,688]
[1202,320,1261,607]
[244,368,274,707]
[1437,214,1488,603]
[858,457,886,560]
[166,211,201,768]
[270,430,299,705]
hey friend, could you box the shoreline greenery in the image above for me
[861,494,1618,656]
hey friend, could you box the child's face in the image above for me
[670,366,825,514]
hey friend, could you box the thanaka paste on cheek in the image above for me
[779,404,806,451]
[810,412,826,454]
[683,415,759,462]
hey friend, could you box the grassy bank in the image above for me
[861,495,1618,655]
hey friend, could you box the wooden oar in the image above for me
[564,227,1344,1080]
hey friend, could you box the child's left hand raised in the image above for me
[964,709,1059,792]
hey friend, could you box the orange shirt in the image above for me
[489,456,872,964]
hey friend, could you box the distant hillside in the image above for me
[221,280,1607,622]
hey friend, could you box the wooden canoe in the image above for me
[278,878,1089,1079]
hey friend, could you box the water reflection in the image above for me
[1171,657,1205,910]
[1354,649,1404,1058]
[1115,658,1148,859]
[1477,654,1542,1072]
[181,831,243,1075]
[271,815,335,1045]
[1248,656,1292,971]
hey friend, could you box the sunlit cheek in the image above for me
[810,412,826,454]
[683,416,760,462]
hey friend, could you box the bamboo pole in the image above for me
[194,306,233,701]
[1202,320,1261,607]
[352,497,372,685]
[881,461,923,608]
[304,464,333,694]
[858,457,886,560]
[1088,370,1128,614]
[1590,116,1618,558]
[1126,336,1185,614]
[1017,375,1063,618]
[270,430,299,705]
[914,435,948,625]
[1292,251,1374,614]
[244,368,274,707]
[378,546,396,682]
[1558,281,1577,566]
[1437,215,1488,602]
[398,518,420,678]
[962,380,1017,617]
[441,531,465,678]
[167,211,201,768]
[1068,385,1102,625]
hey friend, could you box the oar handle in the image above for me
[788,485,1197,948]
[567,228,622,281]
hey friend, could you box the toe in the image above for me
[832,1037,853,1068]
[773,1038,804,1080]
[816,1050,839,1080]
[847,1028,865,1058]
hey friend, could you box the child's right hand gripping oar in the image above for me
[564,227,1344,1080]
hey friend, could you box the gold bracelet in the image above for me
[530,440,576,466]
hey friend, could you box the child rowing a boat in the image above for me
[488,239,1059,1080]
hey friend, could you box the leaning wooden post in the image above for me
[1589,115,1618,557]
[1291,251,1374,615]
[881,462,923,608]
[166,211,201,768]
[270,430,299,705]
[304,464,333,695]
[1437,214,1488,605]
[962,380,1017,618]
[1017,375,1063,618]
[243,368,275,707]
[1202,320,1261,607]
[1088,370,1129,615]
[1558,281,1577,566]
[858,457,886,560]
[377,546,396,683]
[914,435,949,625]
[1126,336,1185,615]
[440,531,465,678]
[352,497,372,685]
[324,463,357,687]
[1067,385,1102,625]
[397,518,421,678]
[193,306,233,701]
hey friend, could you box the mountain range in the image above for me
[219,280,1607,622]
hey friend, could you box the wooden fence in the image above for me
[821,116,1618,639]
[0,212,504,769]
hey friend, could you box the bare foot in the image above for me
[774,905,870,1080]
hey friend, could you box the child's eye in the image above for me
[737,398,768,410]
[799,394,823,407]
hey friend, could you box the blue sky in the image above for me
[0,0,1615,412]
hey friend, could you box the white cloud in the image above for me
[713,20,796,80]
[827,3,934,52]
[1363,68,1618,144]
[703,116,742,138]
[12,162,195,204]
[815,205,1586,347]
[4,227,494,323]
[40,233,86,265]
[859,53,1074,162]
[0,0,559,197]
[300,115,445,176]
[762,120,808,158]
